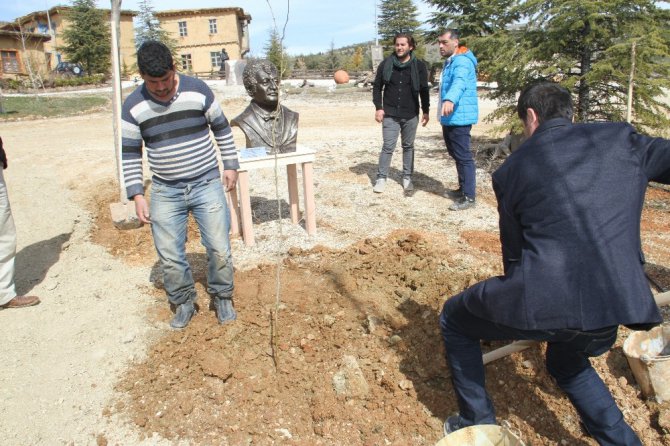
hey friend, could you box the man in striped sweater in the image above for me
[122,41,240,329]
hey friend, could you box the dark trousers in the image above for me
[442,124,476,198]
[439,293,641,446]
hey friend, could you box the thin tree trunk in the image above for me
[577,19,592,122]
[627,40,637,123]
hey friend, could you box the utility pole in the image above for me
[45,0,59,64]
[371,1,382,72]
[110,0,124,203]
[374,1,378,45]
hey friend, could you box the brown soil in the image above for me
[84,88,670,446]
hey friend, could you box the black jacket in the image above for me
[372,56,429,119]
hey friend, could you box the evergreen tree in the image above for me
[264,28,291,78]
[377,0,422,57]
[134,0,177,53]
[61,0,110,75]
[424,0,519,39]
[425,0,670,133]
[326,40,341,71]
[518,0,670,127]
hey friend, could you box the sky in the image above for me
[0,0,437,56]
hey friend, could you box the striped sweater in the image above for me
[121,74,240,199]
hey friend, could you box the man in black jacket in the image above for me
[439,82,670,445]
[372,32,430,193]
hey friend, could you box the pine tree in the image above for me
[425,0,670,133]
[377,0,422,57]
[61,0,110,75]
[264,28,291,78]
[326,40,342,71]
[134,0,177,53]
[518,0,670,127]
[424,0,519,39]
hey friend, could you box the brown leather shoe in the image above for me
[1,295,40,309]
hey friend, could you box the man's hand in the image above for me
[421,112,430,127]
[375,109,385,123]
[222,169,238,192]
[133,194,151,224]
[0,137,7,170]
[441,100,455,117]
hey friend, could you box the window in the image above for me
[37,22,49,34]
[1,51,20,73]
[210,51,222,68]
[209,19,217,34]
[178,21,188,37]
[180,54,192,71]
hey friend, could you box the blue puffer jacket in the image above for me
[439,48,478,126]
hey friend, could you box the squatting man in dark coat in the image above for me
[439,82,670,445]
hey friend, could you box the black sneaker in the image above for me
[443,415,466,435]
[170,300,195,329]
[449,196,476,211]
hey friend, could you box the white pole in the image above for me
[110,0,125,203]
[374,1,378,45]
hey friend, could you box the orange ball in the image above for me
[333,70,350,84]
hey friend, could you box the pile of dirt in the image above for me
[91,203,670,445]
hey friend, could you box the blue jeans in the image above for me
[442,125,476,198]
[377,115,419,179]
[150,177,234,306]
[439,293,641,446]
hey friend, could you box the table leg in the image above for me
[226,186,240,237]
[302,162,316,236]
[238,171,255,246]
[286,164,300,224]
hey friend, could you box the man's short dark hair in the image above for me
[440,28,460,40]
[517,82,574,123]
[394,32,417,49]
[242,59,278,96]
[137,41,174,77]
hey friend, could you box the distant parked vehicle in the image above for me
[54,61,85,77]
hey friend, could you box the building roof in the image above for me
[13,6,136,25]
[0,29,51,41]
[154,7,251,22]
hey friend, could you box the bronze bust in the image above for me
[231,59,299,154]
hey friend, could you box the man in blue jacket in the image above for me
[439,82,670,445]
[438,29,479,210]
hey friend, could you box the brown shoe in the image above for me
[1,295,40,309]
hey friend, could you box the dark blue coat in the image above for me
[463,118,670,330]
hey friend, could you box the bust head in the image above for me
[242,59,279,110]
[233,59,298,153]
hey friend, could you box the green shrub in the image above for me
[52,74,106,88]
[0,78,29,91]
